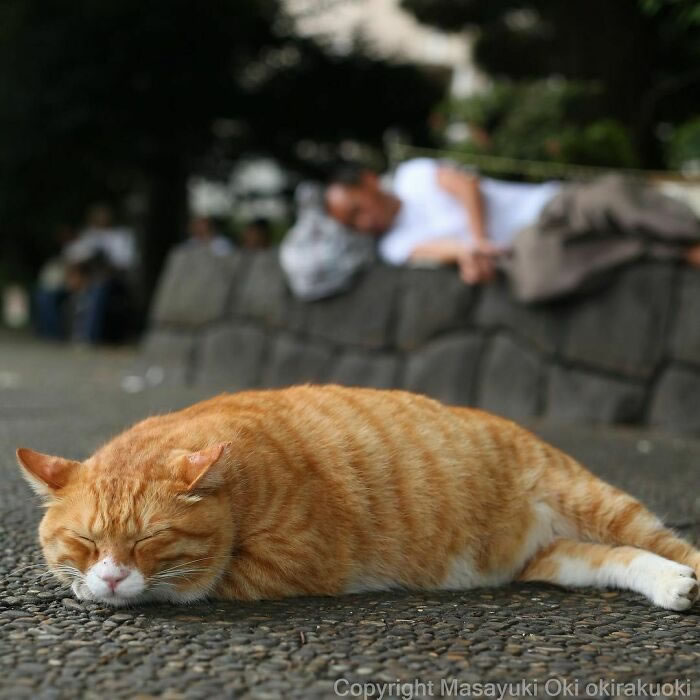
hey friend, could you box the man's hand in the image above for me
[685,243,700,268]
[457,241,506,285]
[409,236,506,285]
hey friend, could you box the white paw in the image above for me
[650,561,698,611]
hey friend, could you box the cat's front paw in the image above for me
[651,562,698,611]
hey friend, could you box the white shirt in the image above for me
[64,227,137,270]
[378,158,562,265]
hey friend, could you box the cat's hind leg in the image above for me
[518,538,699,611]
[546,453,700,577]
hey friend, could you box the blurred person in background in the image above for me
[279,182,375,301]
[326,158,562,285]
[65,204,136,273]
[62,203,137,344]
[34,224,77,340]
[321,159,700,301]
[239,217,272,250]
[185,215,234,257]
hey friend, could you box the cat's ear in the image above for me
[16,448,80,500]
[179,442,231,492]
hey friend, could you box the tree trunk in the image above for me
[141,156,189,306]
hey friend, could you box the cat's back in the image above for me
[97,384,539,489]
[217,384,467,457]
[124,384,528,458]
[204,385,533,483]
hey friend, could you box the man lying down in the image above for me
[280,158,700,303]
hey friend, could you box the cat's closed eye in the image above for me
[134,528,172,545]
[67,529,95,545]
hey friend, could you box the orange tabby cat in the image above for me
[17,385,699,609]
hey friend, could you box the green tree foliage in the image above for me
[668,118,700,171]
[437,81,639,169]
[401,0,700,168]
[0,0,441,291]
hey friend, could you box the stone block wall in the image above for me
[143,245,700,435]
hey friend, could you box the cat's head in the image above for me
[16,443,235,607]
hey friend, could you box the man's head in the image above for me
[240,218,272,250]
[86,203,113,230]
[325,165,400,236]
[189,215,214,241]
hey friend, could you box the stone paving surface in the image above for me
[1,335,699,699]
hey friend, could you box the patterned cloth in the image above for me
[279,183,375,300]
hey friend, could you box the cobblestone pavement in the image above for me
[1,336,699,699]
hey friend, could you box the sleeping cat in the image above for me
[16,385,699,609]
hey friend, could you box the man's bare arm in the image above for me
[408,237,499,285]
[404,166,501,284]
[436,167,489,245]
[435,167,503,283]
[408,237,467,264]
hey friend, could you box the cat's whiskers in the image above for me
[150,573,205,592]
[54,563,82,575]
[49,564,84,585]
[9,562,46,576]
[148,559,222,591]
[47,580,74,593]
[149,557,223,584]
[151,575,198,587]
[155,556,222,575]
[29,570,59,584]
[27,564,79,586]
[150,568,207,584]
[152,567,205,577]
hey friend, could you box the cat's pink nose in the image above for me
[100,571,128,591]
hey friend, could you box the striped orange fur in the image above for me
[16,386,700,609]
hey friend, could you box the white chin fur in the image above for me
[71,579,141,607]
[66,555,218,606]
[71,576,209,606]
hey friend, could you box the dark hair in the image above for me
[326,162,376,187]
[250,217,271,232]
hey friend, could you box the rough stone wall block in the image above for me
[404,334,484,406]
[197,324,268,389]
[649,367,700,435]
[478,334,543,420]
[261,334,334,388]
[475,279,566,355]
[232,248,307,333]
[562,263,674,379]
[328,351,399,389]
[149,247,241,327]
[546,365,645,424]
[306,266,401,349]
[395,267,475,350]
[670,269,700,366]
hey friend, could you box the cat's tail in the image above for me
[544,447,700,574]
